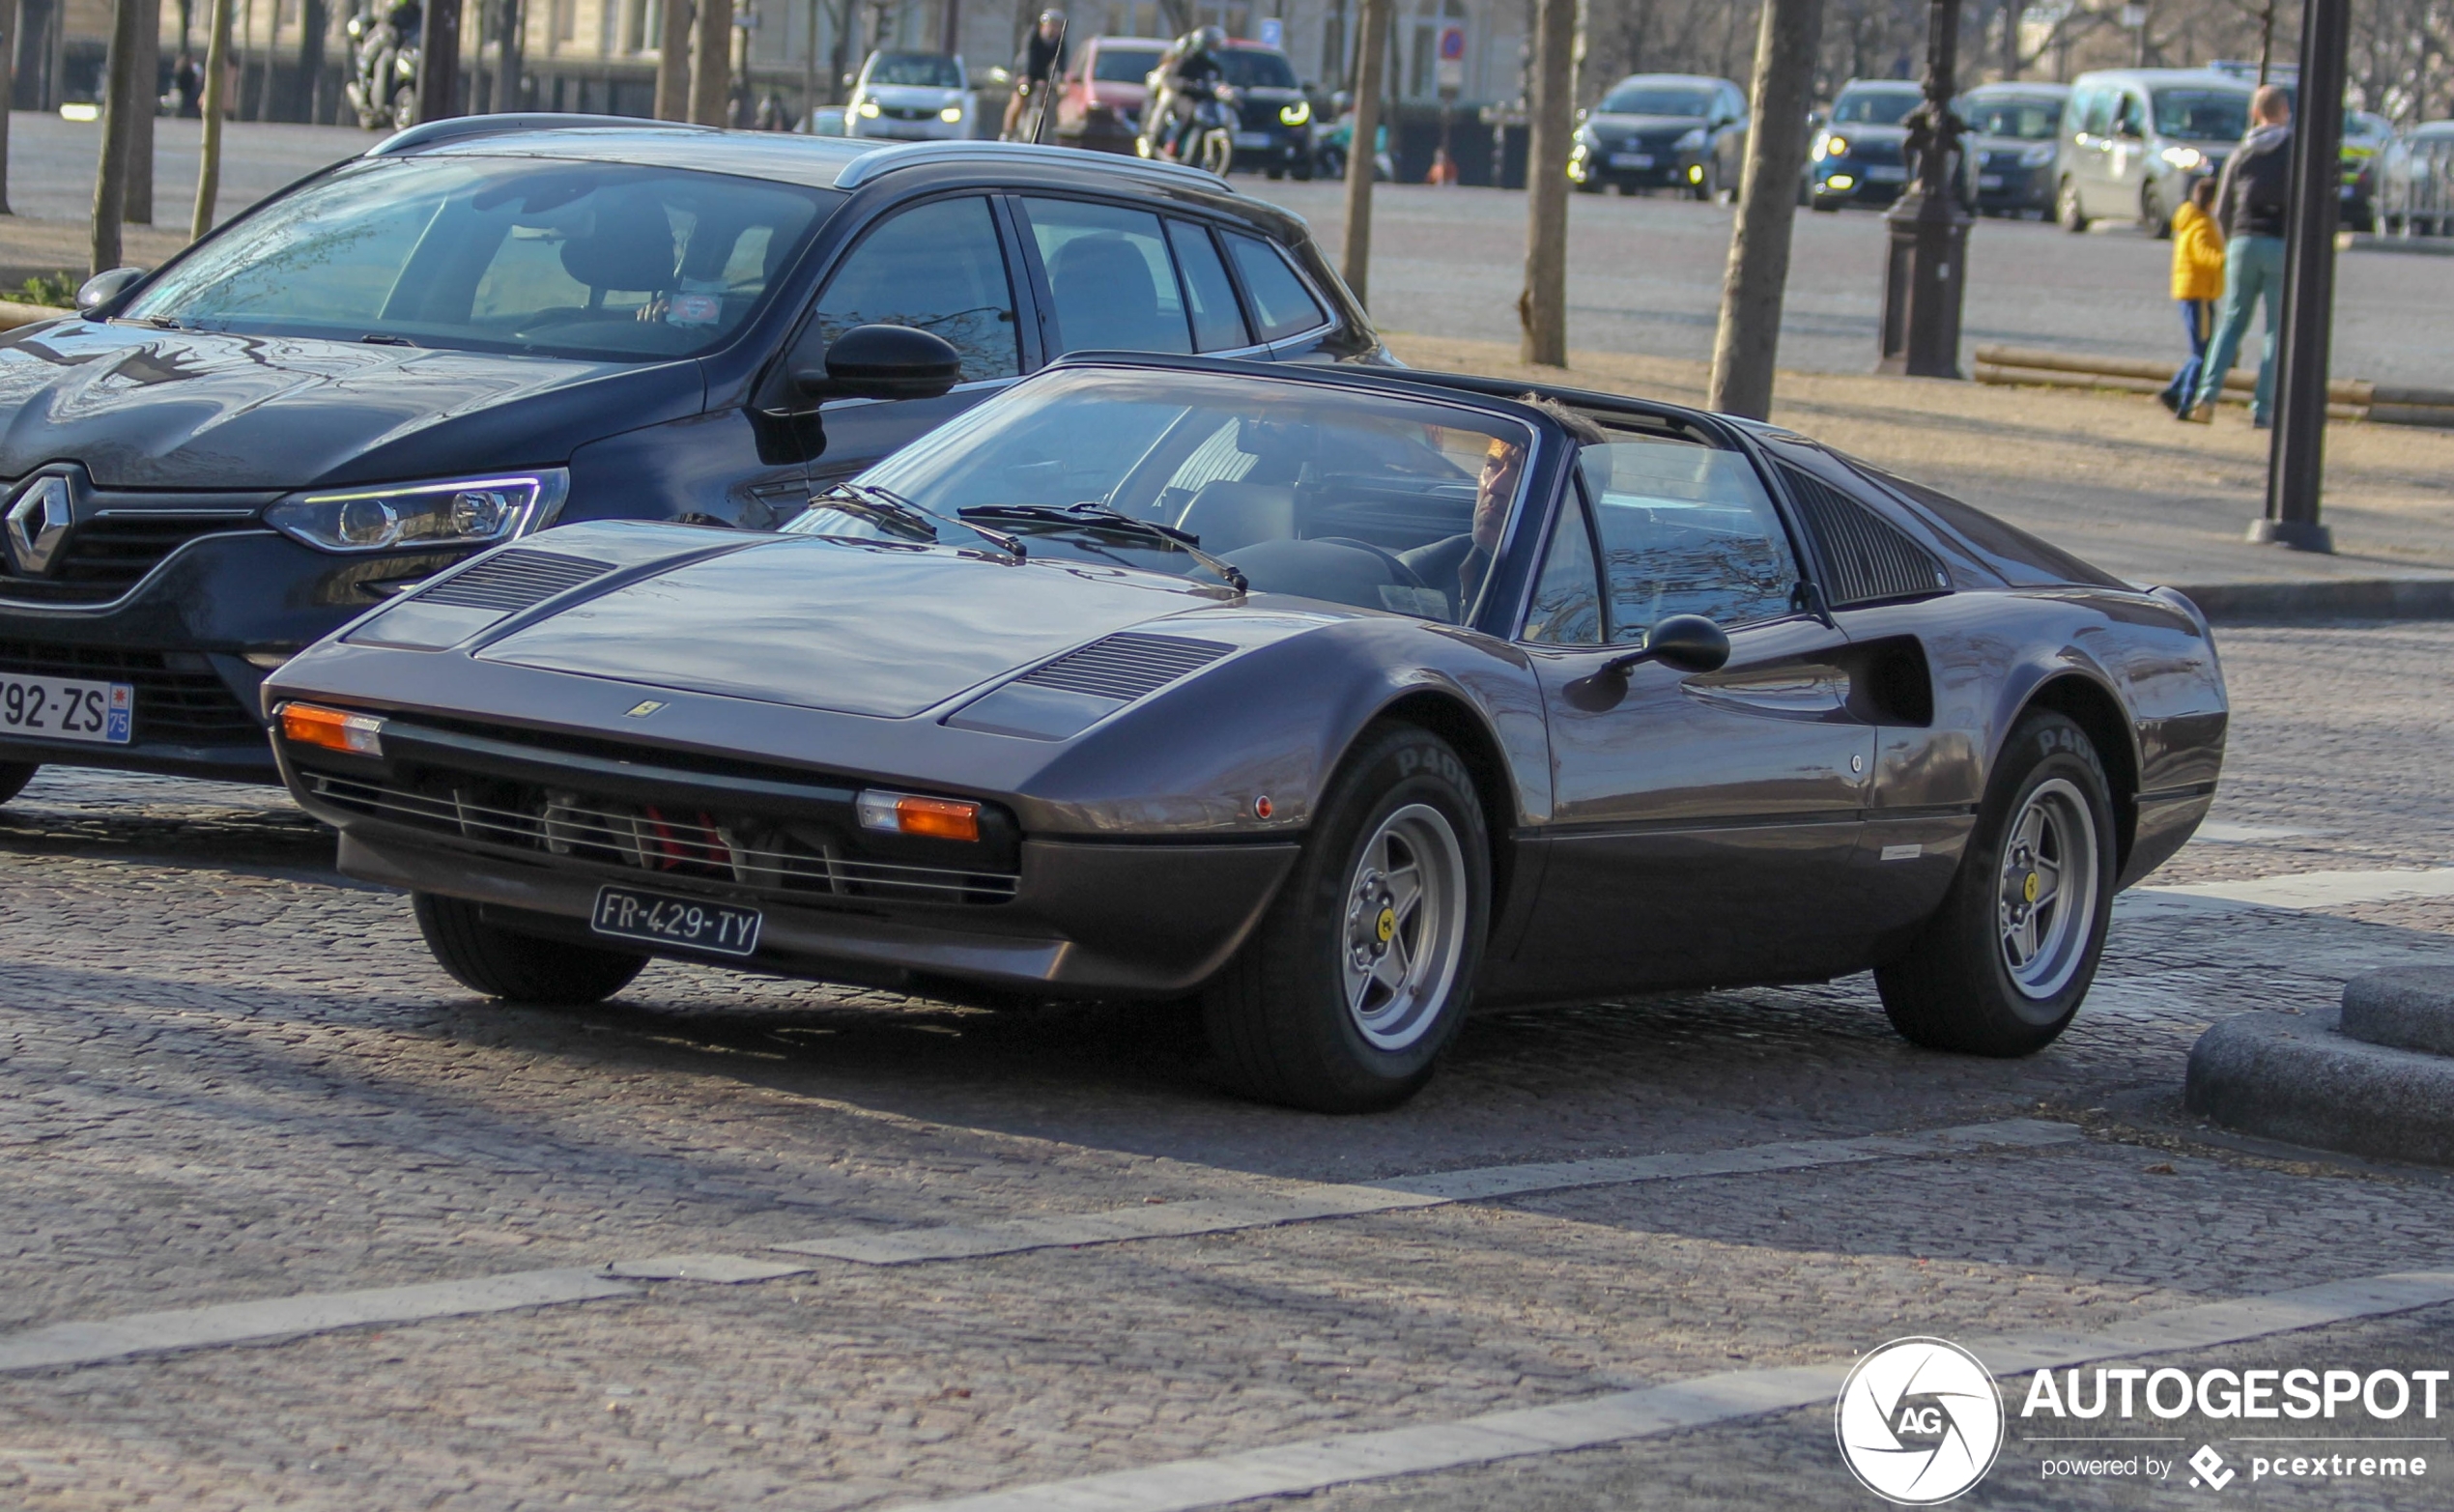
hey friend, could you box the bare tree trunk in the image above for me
[417,0,463,120]
[190,0,230,238]
[93,0,146,276]
[657,0,692,118]
[127,0,157,220]
[254,0,278,118]
[0,0,22,215]
[688,0,727,124]
[1998,0,2018,81]
[494,0,522,110]
[1519,0,1575,365]
[1706,0,1824,418]
[1340,0,1389,305]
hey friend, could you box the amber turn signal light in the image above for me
[855,788,981,842]
[278,701,385,757]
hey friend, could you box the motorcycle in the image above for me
[1138,80,1239,176]
[345,3,423,131]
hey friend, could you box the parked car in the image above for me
[2339,108,2393,232]
[263,352,2227,1112]
[1055,34,1170,154]
[1569,72,1749,199]
[2054,69,2248,237]
[1212,40,1314,180]
[847,51,979,140]
[1955,81,2068,217]
[0,121,1384,799]
[1807,80,1926,210]
[2379,119,2454,235]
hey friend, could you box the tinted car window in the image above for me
[1094,45,1164,81]
[1166,220,1249,352]
[2153,87,2250,141]
[1830,88,1920,127]
[1962,96,2061,138]
[1024,198,1192,357]
[1223,233,1326,341]
[868,52,963,87]
[811,196,1018,384]
[1598,85,1716,116]
[1217,50,1298,88]
[126,157,829,360]
[1581,437,1799,637]
[1525,489,1605,644]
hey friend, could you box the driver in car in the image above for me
[1401,398,1602,615]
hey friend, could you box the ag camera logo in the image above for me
[1837,1336,2006,1503]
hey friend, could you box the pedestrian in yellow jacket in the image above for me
[2159,177,2228,413]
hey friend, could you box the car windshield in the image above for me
[1094,45,1164,81]
[868,52,963,87]
[124,156,831,361]
[1831,89,1920,126]
[1961,96,2061,138]
[1598,86,1715,117]
[2152,87,2250,140]
[1217,50,1298,88]
[783,368,1534,625]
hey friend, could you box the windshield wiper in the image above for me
[359,333,419,347]
[957,501,1247,593]
[819,481,1026,562]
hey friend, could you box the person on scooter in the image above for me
[1158,25,1229,161]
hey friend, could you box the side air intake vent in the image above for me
[1017,632,1234,702]
[1780,466,1951,609]
[417,549,614,613]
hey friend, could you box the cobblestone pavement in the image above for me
[1,625,2451,1509]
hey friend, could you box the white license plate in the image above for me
[591,884,762,956]
[1233,130,1272,148]
[0,673,132,745]
[1609,152,1654,168]
[1978,173,2005,188]
[1867,165,1907,183]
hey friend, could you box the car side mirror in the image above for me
[792,323,963,404]
[76,266,146,313]
[1601,614,1730,677]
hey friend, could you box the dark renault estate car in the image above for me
[0,120,1379,799]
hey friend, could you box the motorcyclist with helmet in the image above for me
[1145,25,1230,163]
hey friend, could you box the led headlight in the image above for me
[1279,99,1311,127]
[858,100,881,118]
[2021,142,2056,167]
[265,471,567,554]
[1821,133,1848,158]
[939,104,964,123]
[2159,145,2204,170]
[1673,127,1706,151]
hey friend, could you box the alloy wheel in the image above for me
[1340,803,1469,1051]
[1996,777,2101,1001]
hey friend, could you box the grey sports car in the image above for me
[265,345,2228,1112]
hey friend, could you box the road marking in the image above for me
[773,1119,2080,1266]
[0,1267,640,1375]
[889,1270,2454,1512]
[2123,866,2454,919]
[2189,821,2323,845]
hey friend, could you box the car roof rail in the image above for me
[365,113,722,157]
[833,139,1230,193]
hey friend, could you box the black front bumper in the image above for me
[1972,161,2053,212]
[0,531,473,781]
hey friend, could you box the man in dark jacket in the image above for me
[1000,11,1068,140]
[2183,85,2292,426]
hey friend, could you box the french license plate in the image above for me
[590,885,762,956]
[1867,164,1907,183]
[0,673,132,745]
[1609,152,1654,168]
[1233,130,1271,148]
[1978,173,2005,188]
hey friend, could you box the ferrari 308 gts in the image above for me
[264,345,2228,1111]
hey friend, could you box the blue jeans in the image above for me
[2191,234,2286,420]
[2160,298,2214,408]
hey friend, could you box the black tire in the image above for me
[2144,183,2170,238]
[1811,196,1840,213]
[0,761,35,805]
[1876,712,2116,1057]
[2057,177,2091,233]
[1574,176,1602,194]
[414,892,646,1006]
[1202,724,1490,1113]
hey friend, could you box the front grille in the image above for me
[417,549,613,612]
[1780,468,1951,609]
[302,767,1018,906]
[0,514,263,605]
[0,640,262,744]
[1017,632,1233,701]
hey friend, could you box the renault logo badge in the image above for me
[4,474,73,576]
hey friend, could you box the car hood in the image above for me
[474,532,1233,719]
[867,83,964,104]
[0,321,702,490]
[1589,112,1707,129]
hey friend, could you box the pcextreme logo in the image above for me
[1836,1337,2006,1504]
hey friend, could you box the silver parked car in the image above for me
[2056,68,2250,238]
[2376,120,2454,237]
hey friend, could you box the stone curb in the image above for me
[2170,578,2454,624]
[2342,966,2454,1056]
[2185,1007,2454,1167]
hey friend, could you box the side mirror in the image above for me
[792,323,963,404]
[76,266,146,313]
[1601,614,1730,677]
